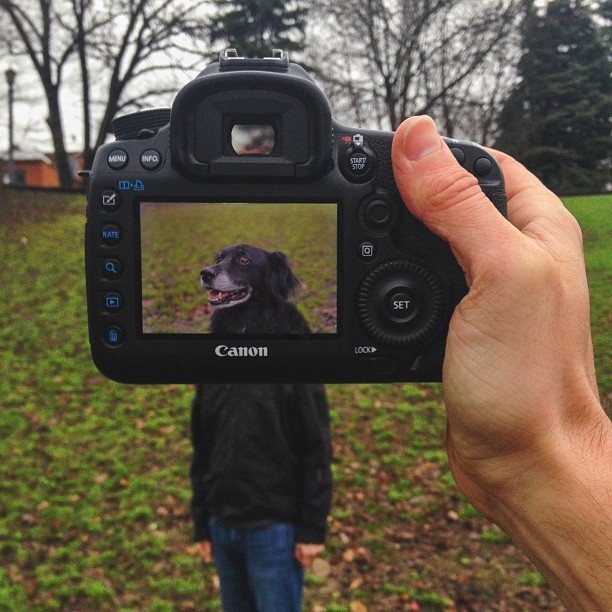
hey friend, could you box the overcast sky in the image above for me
[0,51,204,156]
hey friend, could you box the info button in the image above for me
[140,149,162,170]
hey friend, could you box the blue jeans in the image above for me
[209,518,304,612]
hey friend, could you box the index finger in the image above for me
[488,149,581,244]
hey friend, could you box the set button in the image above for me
[357,259,446,348]
[384,288,420,323]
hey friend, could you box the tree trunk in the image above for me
[46,89,73,189]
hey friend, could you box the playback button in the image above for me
[103,292,123,312]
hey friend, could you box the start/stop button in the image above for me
[346,150,373,176]
[340,135,376,182]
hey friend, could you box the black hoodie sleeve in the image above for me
[291,384,333,544]
[190,384,212,541]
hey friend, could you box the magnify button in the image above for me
[102,258,123,279]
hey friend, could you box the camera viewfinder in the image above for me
[231,123,276,156]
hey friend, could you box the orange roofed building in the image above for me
[1,150,83,188]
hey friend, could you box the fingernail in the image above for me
[401,116,443,161]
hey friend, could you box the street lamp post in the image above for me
[5,68,16,185]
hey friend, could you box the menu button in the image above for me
[107,149,128,170]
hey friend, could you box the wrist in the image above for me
[448,386,607,513]
[466,410,611,609]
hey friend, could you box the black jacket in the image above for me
[190,383,332,544]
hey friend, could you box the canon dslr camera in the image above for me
[85,49,506,384]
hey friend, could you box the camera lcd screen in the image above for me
[139,202,338,335]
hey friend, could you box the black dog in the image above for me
[200,244,311,334]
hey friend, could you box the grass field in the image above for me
[0,187,609,610]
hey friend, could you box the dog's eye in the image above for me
[238,256,250,266]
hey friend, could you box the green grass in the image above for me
[564,195,612,397]
[0,188,609,609]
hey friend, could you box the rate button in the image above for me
[101,224,122,245]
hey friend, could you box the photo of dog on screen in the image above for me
[200,243,311,334]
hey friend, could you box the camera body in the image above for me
[85,50,506,384]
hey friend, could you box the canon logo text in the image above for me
[215,345,269,358]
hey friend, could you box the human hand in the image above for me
[295,543,324,568]
[392,114,602,506]
[391,115,610,609]
[197,540,213,564]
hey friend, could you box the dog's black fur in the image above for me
[200,244,311,334]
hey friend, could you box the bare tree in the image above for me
[0,0,208,187]
[307,0,522,140]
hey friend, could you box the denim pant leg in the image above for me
[244,523,304,612]
[210,519,257,612]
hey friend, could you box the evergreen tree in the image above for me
[496,0,611,193]
[209,0,308,58]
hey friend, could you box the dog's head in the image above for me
[200,244,300,309]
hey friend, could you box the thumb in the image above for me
[391,116,511,276]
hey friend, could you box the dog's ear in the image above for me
[267,251,300,300]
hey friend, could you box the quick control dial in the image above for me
[357,260,446,347]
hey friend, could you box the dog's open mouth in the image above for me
[207,287,250,307]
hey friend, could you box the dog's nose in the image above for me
[200,268,215,283]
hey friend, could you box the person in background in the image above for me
[190,383,332,612]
